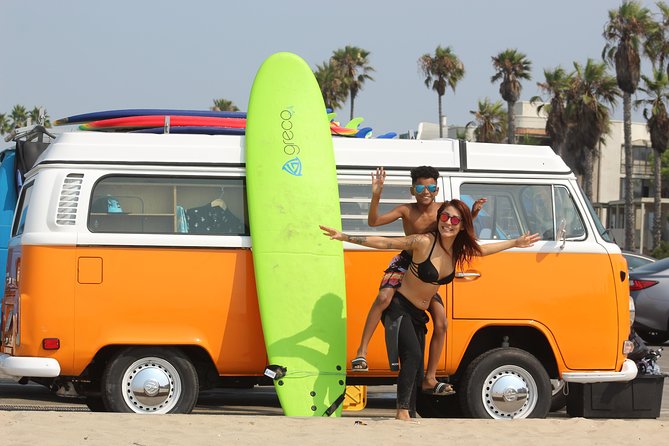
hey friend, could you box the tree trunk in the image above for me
[507,100,515,144]
[623,92,635,251]
[438,94,443,138]
[654,149,662,250]
[584,147,594,201]
[349,90,355,121]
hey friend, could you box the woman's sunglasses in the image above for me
[439,213,461,225]
[414,184,437,193]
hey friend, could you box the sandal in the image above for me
[422,382,455,396]
[351,356,368,372]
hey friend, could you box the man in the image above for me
[351,166,484,396]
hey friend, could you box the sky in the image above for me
[1,0,653,136]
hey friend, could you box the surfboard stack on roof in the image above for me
[55,108,372,137]
[245,52,348,417]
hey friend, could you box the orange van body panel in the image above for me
[72,246,265,375]
[6,245,627,377]
[445,319,566,375]
[452,251,621,370]
[6,246,77,366]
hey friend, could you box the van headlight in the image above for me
[629,295,635,325]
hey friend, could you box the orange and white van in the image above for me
[0,132,635,417]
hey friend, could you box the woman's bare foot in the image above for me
[396,409,412,421]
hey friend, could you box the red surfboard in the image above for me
[80,115,247,130]
[80,114,359,136]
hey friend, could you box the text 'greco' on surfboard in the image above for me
[280,109,300,156]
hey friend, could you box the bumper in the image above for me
[0,353,61,378]
[562,359,638,383]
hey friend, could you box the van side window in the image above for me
[520,185,555,240]
[12,181,34,237]
[554,186,586,239]
[460,183,586,241]
[338,181,407,235]
[88,176,248,235]
[460,183,528,240]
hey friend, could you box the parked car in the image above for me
[630,256,669,344]
[622,251,656,271]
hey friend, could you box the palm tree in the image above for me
[636,69,669,250]
[491,49,532,144]
[0,114,11,135]
[10,104,28,129]
[330,46,374,120]
[565,59,619,200]
[418,45,465,138]
[603,0,655,251]
[531,67,572,157]
[469,98,507,143]
[29,107,51,127]
[314,61,347,112]
[211,99,239,112]
[644,1,669,76]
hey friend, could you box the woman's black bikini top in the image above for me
[409,234,455,286]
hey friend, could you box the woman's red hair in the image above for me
[437,199,482,268]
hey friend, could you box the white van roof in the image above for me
[34,132,571,174]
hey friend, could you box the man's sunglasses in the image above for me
[414,184,437,193]
[439,213,461,225]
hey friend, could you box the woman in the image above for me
[320,199,539,421]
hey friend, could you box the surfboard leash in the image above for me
[264,364,347,379]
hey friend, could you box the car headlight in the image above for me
[629,295,635,325]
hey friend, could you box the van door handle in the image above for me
[455,272,481,279]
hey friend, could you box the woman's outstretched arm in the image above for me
[320,225,426,251]
[479,231,540,256]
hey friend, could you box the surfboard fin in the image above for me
[323,391,346,417]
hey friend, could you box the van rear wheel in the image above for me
[102,347,198,414]
[459,347,551,419]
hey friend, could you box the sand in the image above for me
[0,411,667,446]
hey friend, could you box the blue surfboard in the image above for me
[54,109,247,126]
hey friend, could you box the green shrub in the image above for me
[651,241,669,259]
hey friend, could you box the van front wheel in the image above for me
[102,347,199,414]
[459,347,551,419]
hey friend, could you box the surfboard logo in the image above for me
[282,157,302,176]
[279,108,302,176]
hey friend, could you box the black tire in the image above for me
[459,347,551,419]
[416,390,463,418]
[85,396,107,412]
[102,347,199,414]
[549,379,567,412]
[636,329,669,345]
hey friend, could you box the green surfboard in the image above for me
[245,52,347,417]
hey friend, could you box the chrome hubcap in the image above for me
[481,365,538,419]
[121,357,181,413]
